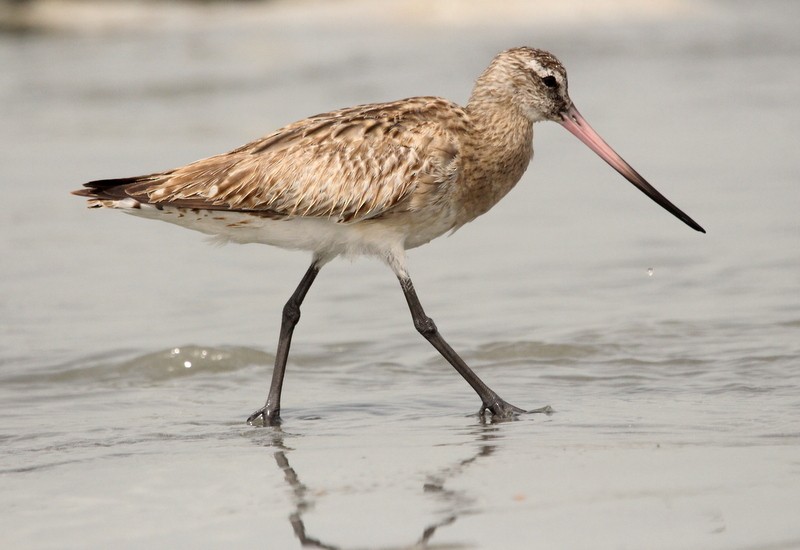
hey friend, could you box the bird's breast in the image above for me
[452,142,533,226]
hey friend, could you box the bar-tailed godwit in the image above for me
[74,47,705,425]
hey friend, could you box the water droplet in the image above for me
[647,267,654,277]
[183,361,192,369]
[171,347,181,356]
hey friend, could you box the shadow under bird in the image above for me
[73,47,705,425]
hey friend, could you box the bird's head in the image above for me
[474,47,571,123]
[473,47,705,234]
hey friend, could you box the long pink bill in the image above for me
[560,104,705,233]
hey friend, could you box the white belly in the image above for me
[97,199,455,265]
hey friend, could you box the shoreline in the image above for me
[1,0,699,34]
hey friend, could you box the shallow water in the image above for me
[2,1,799,548]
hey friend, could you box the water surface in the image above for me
[1,1,799,548]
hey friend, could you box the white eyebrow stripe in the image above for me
[527,59,547,74]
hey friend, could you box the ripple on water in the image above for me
[2,345,274,388]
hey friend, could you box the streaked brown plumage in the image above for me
[74,47,704,425]
[97,98,461,222]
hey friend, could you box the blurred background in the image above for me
[1,1,799,548]
[3,0,796,356]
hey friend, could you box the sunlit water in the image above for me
[1,1,799,548]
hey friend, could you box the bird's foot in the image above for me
[479,399,554,421]
[246,406,281,427]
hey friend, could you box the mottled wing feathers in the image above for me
[78,97,464,223]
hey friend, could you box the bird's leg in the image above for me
[397,275,526,419]
[247,262,321,426]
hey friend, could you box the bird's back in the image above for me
[76,96,467,226]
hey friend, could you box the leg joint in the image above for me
[282,299,301,325]
[413,314,438,338]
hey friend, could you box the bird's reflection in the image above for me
[253,417,520,550]
[421,421,503,521]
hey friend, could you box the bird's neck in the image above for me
[465,91,533,154]
[456,91,534,225]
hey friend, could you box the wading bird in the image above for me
[74,47,705,425]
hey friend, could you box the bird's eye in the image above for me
[542,75,558,89]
